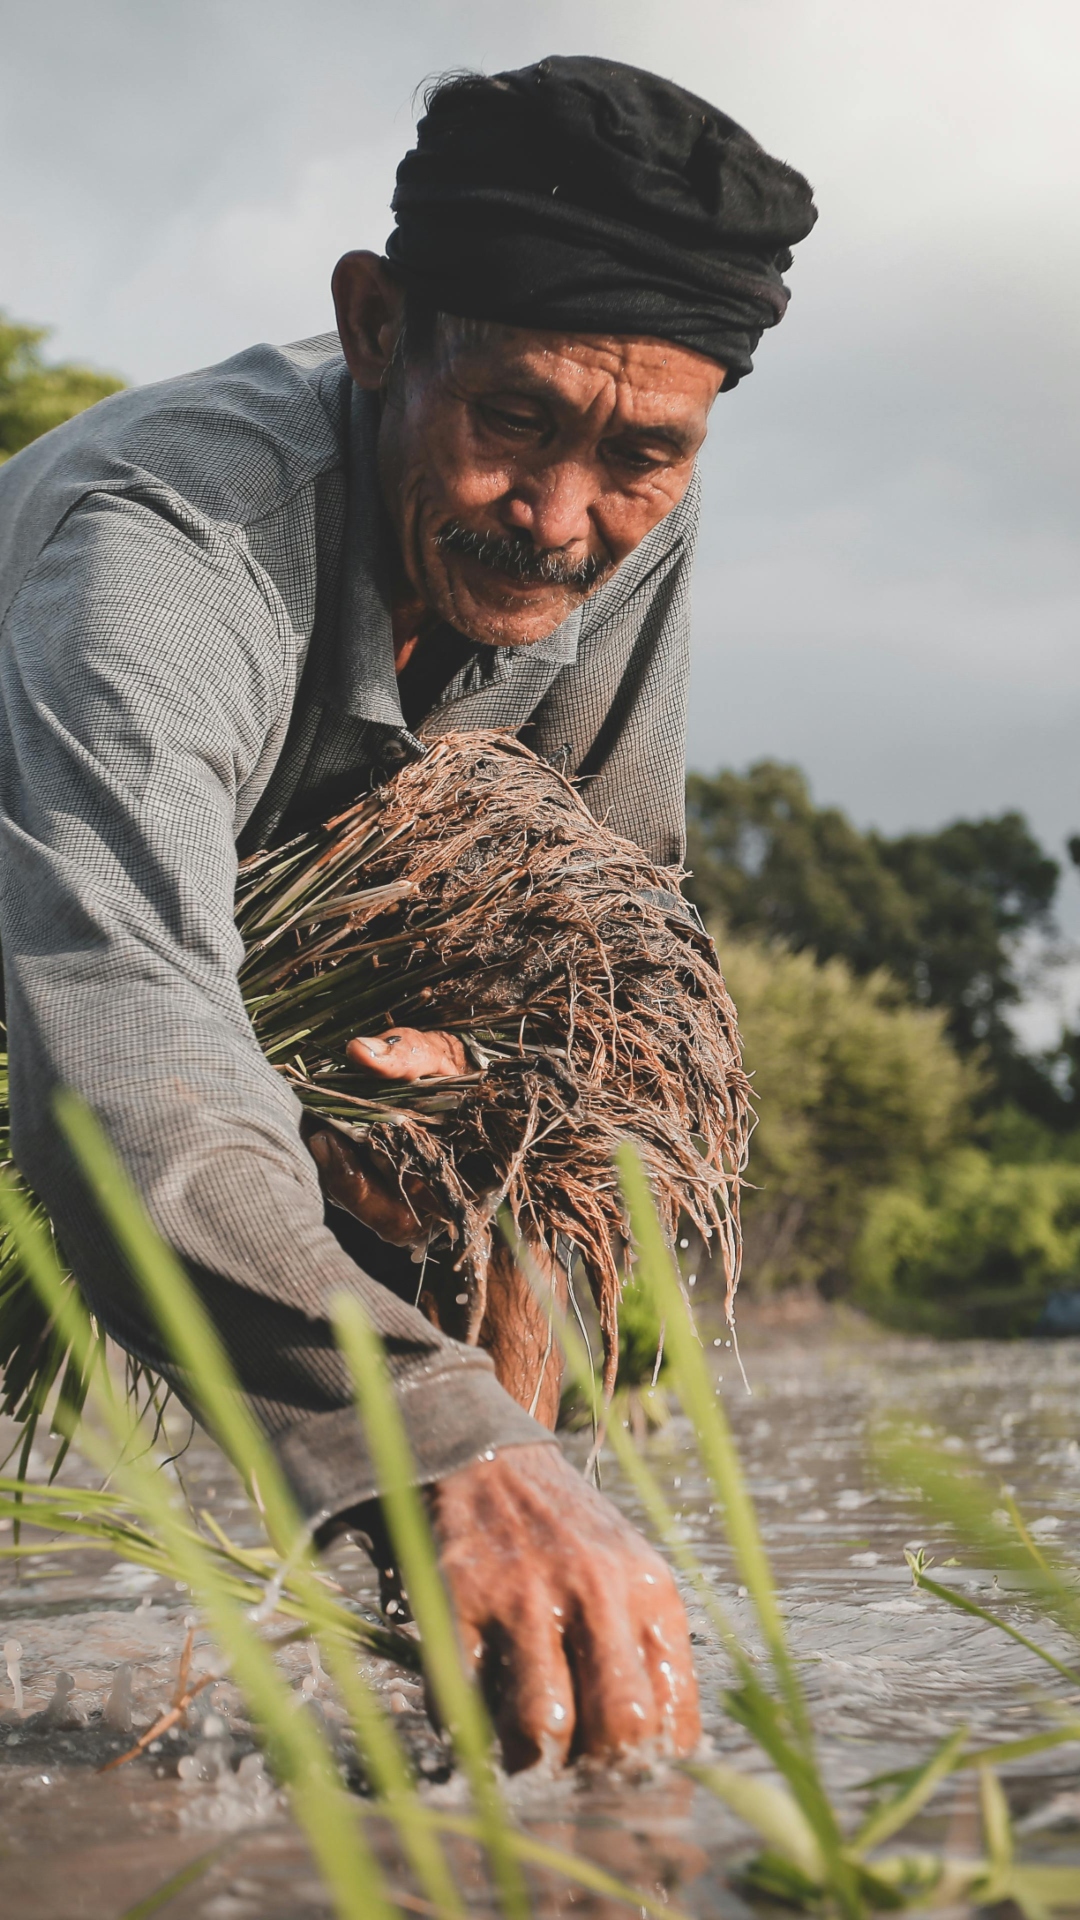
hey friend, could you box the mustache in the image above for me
[434,518,610,591]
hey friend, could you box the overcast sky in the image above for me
[4,1,1079,978]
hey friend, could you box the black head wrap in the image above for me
[387,55,817,389]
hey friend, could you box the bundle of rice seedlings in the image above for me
[238,730,752,1391]
[0,728,751,1444]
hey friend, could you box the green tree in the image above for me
[0,313,124,462]
[687,761,1060,1115]
[717,931,976,1294]
[852,1149,1080,1337]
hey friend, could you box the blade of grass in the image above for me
[504,1226,836,1846]
[330,1290,529,1920]
[852,1727,968,1852]
[612,1147,866,1916]
[500,1205,858,1917]
[53,1095,463,1920]
[980,1766,1014,1872]
[874,1425,1080,1641]
[952,1725,1080,1771]
[906,1561,1080,1688]
[55,1091,301,1557]
[397,1805,698,1920]
[681,1761,825,1880]
[0,1171,395,1920]
[118,1843,234,1920]
[614,1145,805,1735]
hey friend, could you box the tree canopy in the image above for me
[719,933,975,1295]
[0,313,124,462]
[686,760,1062,1116]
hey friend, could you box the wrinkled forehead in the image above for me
[431,311,725,417]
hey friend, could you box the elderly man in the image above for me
[0,57,814,1768]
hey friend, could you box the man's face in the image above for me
[377,317,725,648]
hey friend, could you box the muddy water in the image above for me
[4,1315,1080,1917]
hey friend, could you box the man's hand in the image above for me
[307,1026,466,1243]
[307,1129,437,1245]
[429,1442,701,1772]
[347,1026,468,1082]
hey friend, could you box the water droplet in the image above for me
[104,1664,133,1733]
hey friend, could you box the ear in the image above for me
[332,251,406,389]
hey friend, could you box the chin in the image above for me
[444,577,580,650]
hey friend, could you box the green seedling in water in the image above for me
[1,1097,694,1920]
[7,1097,1080,1915]
[505,1145,1080,1917]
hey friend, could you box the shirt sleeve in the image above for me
[0,488,550,1515]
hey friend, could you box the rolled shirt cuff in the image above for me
[271,1344,557,1522]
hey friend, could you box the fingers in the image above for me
[306,1130,430,1245]
[564,1582,663,1759]
[636,1574,703,1757]
[347,1027,468,1083]
[430,1445,700,1773]
[464,1598,578,1773]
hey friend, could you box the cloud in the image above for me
[3,0,1079,916]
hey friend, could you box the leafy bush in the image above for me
[687,761,1066,1121]
[0,313,123,462]
[715,932,976,1294]
[852,1148,1080,1337]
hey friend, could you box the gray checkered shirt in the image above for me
[0,334,698,1517]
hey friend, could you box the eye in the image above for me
[479,402,544,436]
[606,442,668,474]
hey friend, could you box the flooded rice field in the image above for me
[4,1312,1080,1917]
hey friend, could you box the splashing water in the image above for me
[4,1638,23,1714]
[103,1663,133,1734]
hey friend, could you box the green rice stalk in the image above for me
[0,1170,395,1920]
[502,1195,859,1916]
[332,1291,529,1920]
[873,1424,1080,1646]
[1,1159,696,1920]
[118,1845,234,1920]
[511,1159,1080,1917]
[0,1475,417,1668]
[850,1728,969,1853]
[54,1094,462,1920]
[906,1554,1080,1688]
[383,1806,695,1920]
[613,1147,821,1755]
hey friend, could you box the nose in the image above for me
[500,462,596,553]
